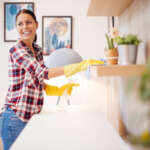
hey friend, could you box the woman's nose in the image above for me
[22,23,28,29]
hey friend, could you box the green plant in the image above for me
[105,34,114,50]
[114,34,141,46]
[128,63,150,101]
[139,64,150,101]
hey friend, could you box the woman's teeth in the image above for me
[23,32,31,35]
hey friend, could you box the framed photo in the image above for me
[42,16,72,55]
[4,2,34,42]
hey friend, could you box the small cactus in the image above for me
[105,34,114,50]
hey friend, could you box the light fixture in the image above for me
[45,48,83,68]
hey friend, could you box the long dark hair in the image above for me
[16,9,37,43]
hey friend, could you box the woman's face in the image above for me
[16,13,38,43]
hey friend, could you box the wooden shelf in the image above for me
[90,64,146,77]
[87,0,133,16]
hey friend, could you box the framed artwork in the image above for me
[4,2,34,42]
[42,16,72,55]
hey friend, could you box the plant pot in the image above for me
[118,45,138,65]
[104,47,118,65]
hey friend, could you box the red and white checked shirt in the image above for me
[5,40,49,122]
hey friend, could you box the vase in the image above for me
[118,45,138,65]
[104,47,118,65]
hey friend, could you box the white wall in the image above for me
[0,0,107,113]
[118,0,150,62]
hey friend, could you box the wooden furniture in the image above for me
[87,0,133,16]
[90,64,145,77]
[90,64,145,137]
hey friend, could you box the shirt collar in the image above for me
[17,40,40,56]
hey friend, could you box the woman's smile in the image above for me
[22,31,32,38]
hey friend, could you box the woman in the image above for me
[0,9,103,150]
[0,9,65,150]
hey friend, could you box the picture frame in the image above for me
[42,16,72,55]
[4,2,34,42]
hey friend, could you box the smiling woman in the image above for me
[15,9,38,50]
[0,9,65,150]
[0,9,103,150]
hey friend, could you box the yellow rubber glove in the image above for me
[45,83,80,96]
[64,59,104,77]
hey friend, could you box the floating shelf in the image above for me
[90,64,145,77]
[87,0,133,16]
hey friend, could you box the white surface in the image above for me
[11,105,131,150]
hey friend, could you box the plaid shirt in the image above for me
[5,40,49,122]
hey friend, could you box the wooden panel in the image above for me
[106,77,127,137]
[90,64,145,77]
[87,0,133,16]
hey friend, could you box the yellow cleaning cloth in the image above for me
[64,59,104,77]
[45,83,80,96]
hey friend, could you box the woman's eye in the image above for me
[17,21,33,27]
[26,21,32,25]
[18,22,23,26]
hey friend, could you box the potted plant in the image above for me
[104,33,118,65]
[114,34,141,65]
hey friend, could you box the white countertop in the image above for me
[11,105,131,150]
